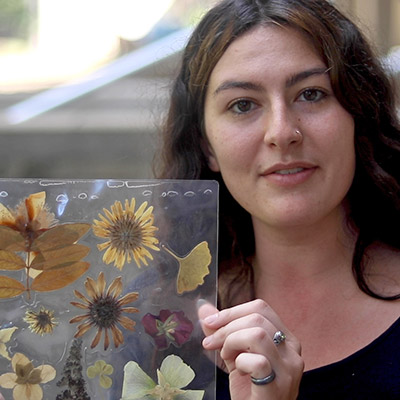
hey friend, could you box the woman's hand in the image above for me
[198,299,304,400]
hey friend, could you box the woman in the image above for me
[154,0,400,398]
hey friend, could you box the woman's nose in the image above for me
[263,105,303,149]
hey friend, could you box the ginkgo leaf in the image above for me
[30,244,90,270]
[0,226,25,252]
[121,360,156,399]
[163,242,212,295]
[31,261,90,292]
[0,276,25,298]
[0,250,26,270]
[31,223,91,252]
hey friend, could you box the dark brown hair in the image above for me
[154,0,400,303]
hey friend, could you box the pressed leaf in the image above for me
[163,241,212,295]
[121,360,156,399]
[0,226,25,251]
[0,250,26,270]
[30,244,90,270]
[31,223,91,252]
[0,276,25,298]
[31,261,90,292]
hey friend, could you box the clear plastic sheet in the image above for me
[0,178,218,400]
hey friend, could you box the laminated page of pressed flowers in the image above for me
[0,179,218,400]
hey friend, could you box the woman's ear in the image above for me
[201,139,220,172]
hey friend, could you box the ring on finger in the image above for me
[251,370,276,385]
[273,330,286,345]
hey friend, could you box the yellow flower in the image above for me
[92,198,159,269]
[23,307,58,336]
[70,272,139,350]
[0,352,56,400]
[0,192,57,243]
[0,326,18,360]
[87,360,114,389]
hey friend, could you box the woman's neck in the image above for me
[251,206,358,303]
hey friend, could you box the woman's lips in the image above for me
[261,164,317,186]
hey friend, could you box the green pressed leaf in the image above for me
[159,355,195,389]
[175,391,205,400]
[0,226,25,251]
[0,275,25,298]
[31,223,91,252]
[30,244,90,270]
[31,261,90,292]
[121,360,156,399]
[0,250,26,270]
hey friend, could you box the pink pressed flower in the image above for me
[142,309,193,350]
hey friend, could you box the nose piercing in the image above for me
[295,129,302,136]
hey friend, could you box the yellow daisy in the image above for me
[24,307,58,336]
[92,198,159,269]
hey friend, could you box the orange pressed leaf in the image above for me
[0,275,26,298]
[31,223,91,252]
[0,226,25,251]
[30,244,90,270]
[0,250,26,270]
[31,261,90,292]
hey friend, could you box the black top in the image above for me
[217,316,400,399]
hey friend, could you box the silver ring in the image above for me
[295,129,302,135]
[273,330,286,345]
[251,370,276,385]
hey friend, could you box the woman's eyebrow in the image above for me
[213,81,264,96]
[285,67,330,88]
[212,67,330,96]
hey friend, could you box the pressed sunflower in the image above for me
[24,307,58,336]
[0,191,57,243]
[92,198,159,270]
[70,272,139,350]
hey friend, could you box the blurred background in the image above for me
[0,0,399,179]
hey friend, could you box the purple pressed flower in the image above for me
[142,309,193,350]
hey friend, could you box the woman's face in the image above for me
[204,25,355,229]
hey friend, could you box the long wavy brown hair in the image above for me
[153,0,400,305]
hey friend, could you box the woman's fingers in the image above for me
[197,300,219,337]
[202,299,285,331]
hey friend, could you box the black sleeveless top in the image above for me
[217,316,400,399]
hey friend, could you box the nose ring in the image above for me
[295,129,302,136]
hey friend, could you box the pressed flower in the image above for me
[0,326,18,360]
[70,272,139,350]
[121,354,204,400]
[92,198,159,269]
[23,307,58,336]
[87,359,114,389]
[0,352,56,400]
[0,191,57,244]
[142,309,193,350]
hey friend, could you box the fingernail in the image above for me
[204,313,219,324]
[196,298,209,309]
[203,335,213,347]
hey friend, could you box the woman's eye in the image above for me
[298,89,326,102]
[229,99,254,114]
